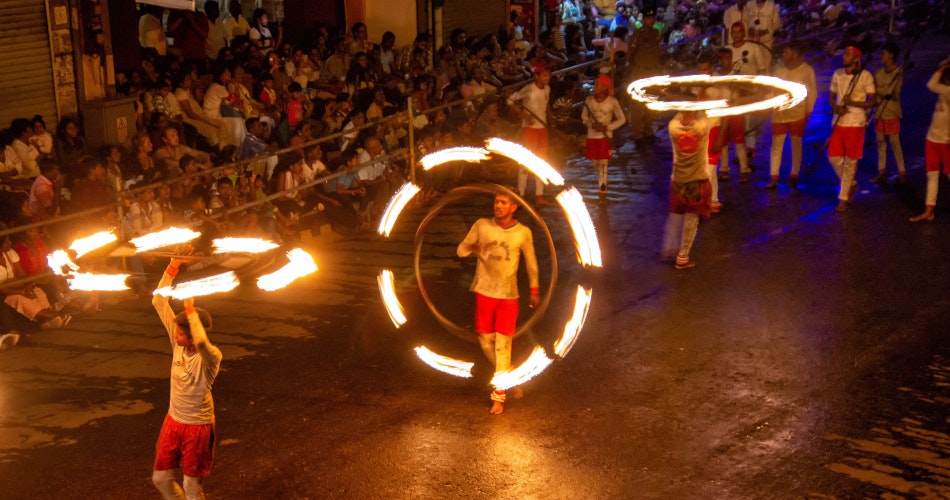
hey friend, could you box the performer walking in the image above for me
[507,63,554,206]
[581,75,626,195]
[828,45,876,212]
[151,258,222,500]
[910,57,950,222]
[872,42,907,184]
[457,192,540,414]
[662,109,712,269]
[768,41,817,189]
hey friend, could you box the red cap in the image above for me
[532,61,550,75]
[845,46,862,59]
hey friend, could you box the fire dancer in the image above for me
[457,192,540,414]
[661,109,712,269]
[909,56,950,222]
[151,257,222,500]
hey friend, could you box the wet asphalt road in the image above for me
[2,33,950,499]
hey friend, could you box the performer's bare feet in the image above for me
[910,210,935,222]
[489,401,505,414]
[835,200,848,212]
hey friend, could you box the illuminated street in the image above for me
[2,38,950,499]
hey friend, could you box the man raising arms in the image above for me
[151,258,223,500]
[458,193,540,414]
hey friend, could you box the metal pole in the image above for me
[407,95,416,184]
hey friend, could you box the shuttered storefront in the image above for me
[441,0,507,41]
[0,0,57,127]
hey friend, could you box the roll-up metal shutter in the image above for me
[441,0,508,42]
[0,0,57,126]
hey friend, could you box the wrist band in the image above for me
[530,287,540,295]
[166,265,180,277]
[185,306,197,315]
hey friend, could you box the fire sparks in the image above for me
[67,272,130,291]
[414,346,474,378]
[69,230,118,258]
[485,137,565,186]
[377,269,407,327]
[627,74,808,116]
[212,237,280,254]
[47,250,79,276]
[154,271,240,299]
[553,286,593,358]
[377,183,421,237]
[490,346,554,391]
[129,227,201,252]
[556,188,603,267]
[419,147,491,171]
[256,248,318,291]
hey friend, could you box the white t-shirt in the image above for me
[0,249,20,283]
[582,95,626,139]
[926,70,950,144]
[507,83,551,129]
[457,218,539,299]
[357,150,387,181]
[202,83,231,119]
[773,62,817,123]
[730,41,766,75]
[830,68,876,127]
[746,0,781,47]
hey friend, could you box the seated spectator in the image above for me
[9,118,40,179]
[29,159,61,220]
[285,82,313,130]
[323,150,366,229]
[97,144,126,194]
[0,224,71,330]
[173,70,224,150]
[230,65,262,118]
[29,115,53,157]
[152,126,211,179]
[0,130,25,182]
[13,225,98,315]
[124,132,161,186]
[70,156,115,213]
[208,177,258,235]
[203,64,247,148]
[241,117,277,178]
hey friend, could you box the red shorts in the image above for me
[926,140,950,174]
[828,125,866,160]
[772,117,808,137]
[475,293,519,336]
[726,115,745,144]
[875,118,900,135]
[585,137,613,160]
[521,127,549,158]
[708,126,722,165]
[669,179,712,219]
[154,413,216,477]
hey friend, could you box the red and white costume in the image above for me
[771,60,817,180]
[922,68,950,207]
[581,91,626,190]
[828,65,875,201]
[507,82,551,197]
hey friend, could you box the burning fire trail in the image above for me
[556,188,603,267]
[256,248,318,291]
[485,138,565,186]
[68,273,131,291]
[69,230,118,258]
[419,147,490,171]
[490,346,553,391]
[154,271,240,299]
[377,269,407,327]
[414,346,474,378]
[212,237,280,254]
[553,286,593,358]
[377,183,421,237]
[130,227,201,252]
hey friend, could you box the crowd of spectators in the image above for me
[0,0,939,339]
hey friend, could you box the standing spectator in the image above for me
[872,42,906,184]
[169,9,210,70]
[627,6,663,148]
[205,2,228,61]
[325,37,352,84]
[139,4,168,56]
[53,117,88,182]
[222,0,250,44]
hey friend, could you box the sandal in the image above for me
[674,258,696,270]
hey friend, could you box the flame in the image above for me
[377,183,421,237]
[414,346,474,378]
[377,269,407,327]
[212,237,280,254]
[153,271,240,299]
[490,346,554,391]
[67,273,131,291]
[556,188,603,267]
[553,286,593,358]
[627,74,808,117]
[485,137,565,186]
[69,230,118,258]
[47,250,80,276]
[256,248,318,291]
[130,227,202,252]
[419,147,491,171]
